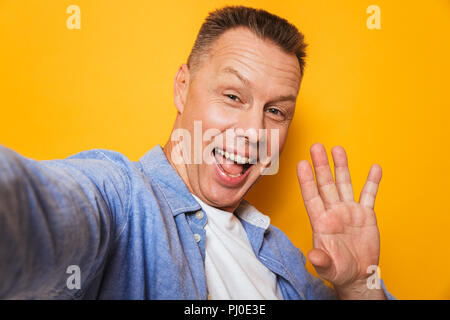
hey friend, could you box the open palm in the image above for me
[297,143,382,288]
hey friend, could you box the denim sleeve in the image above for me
[0,145,131,299]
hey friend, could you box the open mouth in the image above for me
[212,147,255,178]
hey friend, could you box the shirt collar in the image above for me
[235,200,270,230]
[139,145,201,216]
[138,145,271,230]
[191,194,270,230]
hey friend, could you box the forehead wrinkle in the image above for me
[214,45,299,76]
[209,30,301,79]
[212,50,300,92]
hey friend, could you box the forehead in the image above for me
[206,27,301,95]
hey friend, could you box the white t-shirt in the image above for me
[191,194,283,300]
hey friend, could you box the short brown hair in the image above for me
[187,6,307,76]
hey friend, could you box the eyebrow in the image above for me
[219,66,298,104]
[219,67,250,87]
[267,94,298,104]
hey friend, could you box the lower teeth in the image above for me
[218,163,243,177]
[227,172,242,178]
[214,149,250,178]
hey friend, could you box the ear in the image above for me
[173,64,190,114]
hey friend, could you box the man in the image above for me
[0,6,394,299]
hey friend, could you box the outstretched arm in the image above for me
[0,145,130,299]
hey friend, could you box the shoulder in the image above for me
[266,224,308,264]
[65,149,133,167]
[52,148,141,182]
[238,199,307,263]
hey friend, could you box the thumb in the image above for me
[308,248,335,280]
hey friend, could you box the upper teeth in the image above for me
[215,148,252,164]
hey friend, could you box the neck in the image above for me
[163,139,193,193]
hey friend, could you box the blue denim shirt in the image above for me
[0,144,394,299]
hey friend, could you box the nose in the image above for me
[226,106,266,161]
[235,106,265,145]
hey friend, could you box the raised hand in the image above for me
[297,143,385,299]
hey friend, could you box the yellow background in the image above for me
[0,0,449,299]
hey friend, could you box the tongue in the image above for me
[215,152,243,176]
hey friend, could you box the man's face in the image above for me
[171,27,302,212]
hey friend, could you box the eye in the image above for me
[225,94,240,102]
[266,107,283,116]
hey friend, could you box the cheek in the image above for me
[187,81,243,130]
[267,127,289,155]
[187,97,237,131]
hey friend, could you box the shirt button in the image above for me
[195,210,204,220]
[193,233,201,243]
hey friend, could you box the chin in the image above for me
[201,182,242,209]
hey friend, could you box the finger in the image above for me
[359,164,382,209]
[331,146,355,202]
[297,160,326,225]
[310,143,340,208]
[308,248,335,281]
